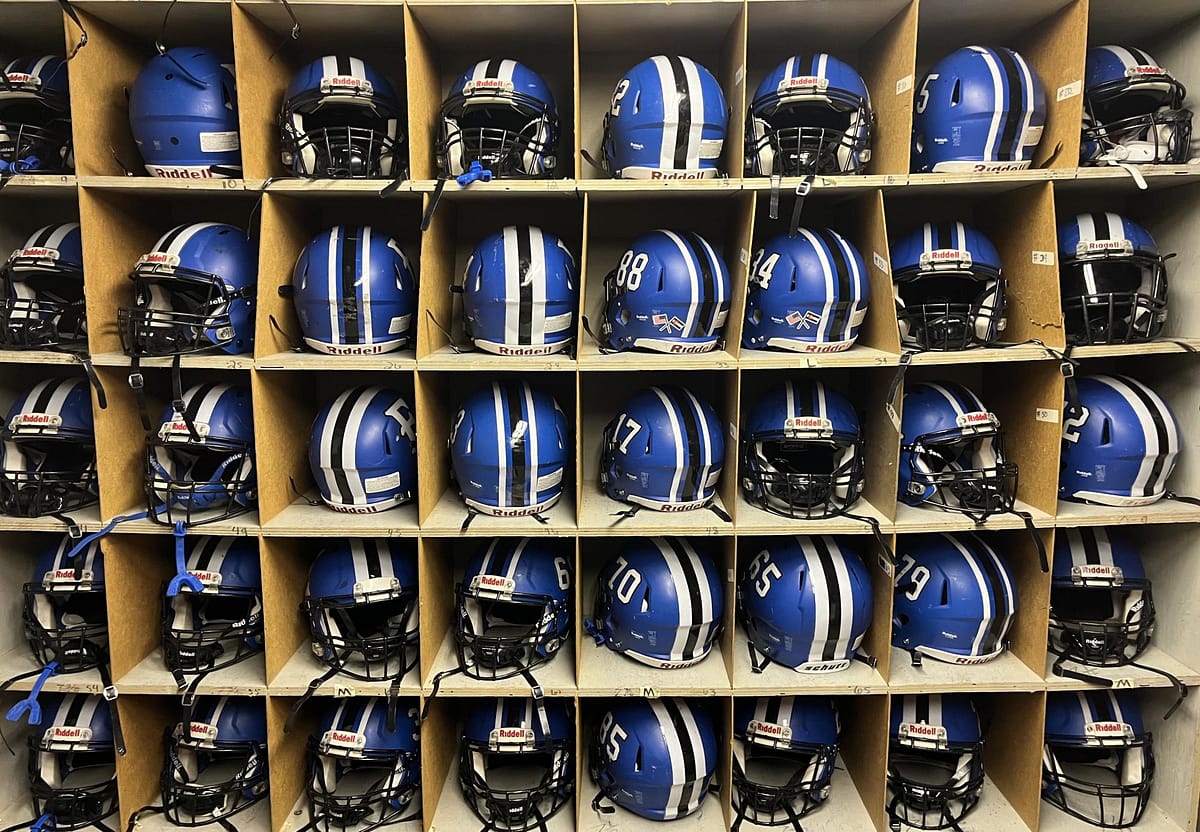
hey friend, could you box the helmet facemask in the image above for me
[904,420,1017,521]
[1084,71,1192,164]
[1061,247,1168,345]
[24,572,107,672]
[439,88,557,179]
[1043,731,1154,828]
[888,742,985,830]
[743,431,864,519]
[1049,574,1154,667]
[282,84,403,179]
[0,256,86,350]
[307,733,419,830]
[163,583,263,678]
[0,94,72,172]
[733,731,836,827]
[164,726,266,825]
[0,426,96,518]
[120,263,247,357]
[459,731,572,831]
[894,264,1005,351]
[146,429,255,525]
[454,582,566,680]
[29,732,118,830]
[748,85,871,176]
[305,585,418,681]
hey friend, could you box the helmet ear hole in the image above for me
[896,613,910,626]
[619,309,631,325]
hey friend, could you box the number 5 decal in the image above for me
[915,73,939,114]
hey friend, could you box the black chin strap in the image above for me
[420,179,448,232]
[610,501,730,527]
[1163,491,1200,507]
[1013,510,1049,573]
[1051,651,1188,719]
[127,805,237,832]
[285,649,406,734]
[580,316,617,354]
[787,176,816,238]
[887,797,965,832]
[842,511,896,569]
[58,0,88,58]
[425,309,462,353]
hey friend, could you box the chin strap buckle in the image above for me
[102,685,118,702]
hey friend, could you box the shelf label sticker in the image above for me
[1036,408,1059,423]
[873,251,890,274]
[1057,80,1083,101]
[735,65,745,87]
[885,402,901,431]
[740,247,749,265]
[1032,250,1055,266]
[896,74,914,95]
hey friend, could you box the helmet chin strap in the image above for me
[1050,649,1188,719]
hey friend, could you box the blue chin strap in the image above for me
[0,156,42,175]
[30,813,55,832]
[6,660,60,725]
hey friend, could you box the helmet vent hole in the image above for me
[383,433,392,454]
[620,309,631,326]
[940,582,950,606]
[1100,419,1112,446]
[951,80,962,106]
[170,137,180,146]
[640,585,651,613]
[897,614,910,626]
[634,746,644,771]
[633,92,641,114]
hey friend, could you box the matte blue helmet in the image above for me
[732,696,840,831]
[280,56,405,179]
[746,54,873,176]
[742,228,869,353]
[912,46,1046,173]
[24,534,107,673]
[602,56,728,179]
[1057,212,1168,345]
[461,225,578,356]
[120,222,257,357]
[888,694,985,831]
[587,537,723,669]
[601,229,730,353]
[592,698,717,820]
[308,386,417,514]
[1,223,87,350]
[438,59,559,178]
[1060,374,1180,507]
[740,381,864,519]
[307,697,421,832]
[449,381,568,517]
[0,56,72,173]
[898,381,1018,522]
[890,222,1006,351]
[601,385,724,511]
[1043,690,1154,828]
[739,535,873,674]
[1082,45,1191,165]
[128,48,241,179]
[292,226,417,356]
[455,538,572,679]
[892,532,1018,665]
[459,698,574,831]
[147,382,256,524]
[28,694,119,831]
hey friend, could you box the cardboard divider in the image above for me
[1001,528,1053,675]
[113,693,176,828]
[418,537,454,685]
[103,533,174,681]
[0,694,35,817]
[259,535,309,683]
[267,694,316,832]
[977,691,1046,829]
[837,693,892,832]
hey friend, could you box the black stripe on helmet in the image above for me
[666,538,706,660]
[686,233,716,339]
[667,57,692,170]
[516,226,534,346]
[992,48,1024,161]
[812,536,845,662]
[505,384,528,507]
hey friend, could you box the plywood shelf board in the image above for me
[260,494,419,536]
[423,629,576,696]
[115,649,268,695]
[577,640,731,697]
[422,489,577,536]
[729,625,888,694]
[888,648,1046,693]
[1043,646,1200,690]
[268,643,422,698]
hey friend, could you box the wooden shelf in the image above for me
[577,487,733,536]
[422,488,577,536]
[730,625,888,694]
[0,504,103,533]
[887,649,1045,693]
[1054,499,1200,528]
[893,500,1055,533]
[0,647,107,694]
[1043,646,1200,691]
[90,352,255,370]
[255,351,417,371]
[577,341,739,371]
[115,649,268,696]
[576,638,730,697]
[260,493,419,536]
[268,643,421,697]
[733,492,894,537]
[739,344,898,369]
[418,344,577,372]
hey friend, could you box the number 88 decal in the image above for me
[615,248,650,292]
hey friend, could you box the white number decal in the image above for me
[598,712,628,761]
[608,555,643,605]
[752,252,781,290]
[610,79,631,116]
[617,418,642,454]
[915,73,939,114]
[895,554,931,601]
[385,399,417,441]
[448,408,466,444]
[745,550,783,598]
[616,250,649,292]
[1062,406,1091,444]
[553,557,571,591]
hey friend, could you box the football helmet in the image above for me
[1058,212,1169,345]
[307,697,421,832]
[437,59,559,178]
[280,56,405,179]
[0,377,97,518]
[892,532,1018,665]
[23,534,107,673]
[888,694,985,831]
[746,54,873,176]
[1043,690,1154,828]
[146,382,256,524]
[898,381,1018,521]
[0,56,72,174]
[592,698,717,820]
[128,48,241,179]
[1060,374,1180,506]
[449,381,568,517]
[459,697,574,831]
[303,539,419,682]
[912,46,1046,173]
[1082,46,1192,165]
[601,385,725,511]
[739,535,873,674]
[587,537,723,669]
[732,696,840,831]
[740,381,865,519]
[600,229,731,353]
[601,56,728,179]
[0,223,86,350]
[309,386,417,514]
[461,225,578,356]
[454,538,572,680]
[26,694,119,831]
[742,229,869,353]
[120,222,257,357]
[890,221,1007,351]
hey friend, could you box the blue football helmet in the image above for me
[1060,374,1180,506]
[1082,46,1191,165]
[146,382,256,524]
[304,539,419,681]
[592,698,717,820]
[1057,212,1168,345]
[0,377,97,517]
[128,48,241,179]
[739,535,873,674]
[292,227,417,356]
[1043,690,1154,828]
[1,223,86,350]
[892,533,1018,665]
[732,696,840,831]
[307,697,421,832]
[280,56,405,179]
[461,226,578,356]
[746,54,873,176]
[602,386,725,511]
[587,537,723,669]
[741,381,865,519]
[743,229,869,353]
[0,56,72,174]
[601,229,730,353]
[898,381,1018,521]
[120,222,257,357]
[454,538,572,679]
[27,694,119,831]
[602,56,728,179]
[912,46,1046,173]
[459,698,574,831]
[309,386,417,514]
[449,381,568,517]
[890,222,1007,351]
[438,59,559,178]
[24,534,107,673]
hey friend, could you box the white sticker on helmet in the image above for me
[898,722,948,749]
[472,574,516,597]
[364,471,401,493]
[489,727,535,750]
[322,729,367,755]
[198,131,241,154]
[12,413,61,433]
[748,720,792,747]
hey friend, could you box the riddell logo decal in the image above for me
[148,167,219,179]
[497,344,558,356]
[956,411,994,428]
[189,722,218,741]
[657,502,703,513]
[1085,721,1131,741]
[325,76,371,92]
[781,76,828,91]
[46,727,91,743]
[14,413,61,427]
[324,729,366,751]
[748,720,792,744]
[784,416,832,438]
[490,727,535,746]
[5,73,33,85]
[16,247,58,261]
[899,722,947,747]
[488,506,544,518]
[1128,65,1167,76]
[139,251,181,268]
[49,568,91,583]
[921,248,972,269]
[1077,239,1132,256]
[950,654,997,665]
[668,343,711,354]
[188,570,222,587]
[472,574,517,595]
[649,170,706,180]
[1075,564,1121,581]
[465,79,514,94]
[799,342,850,353]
